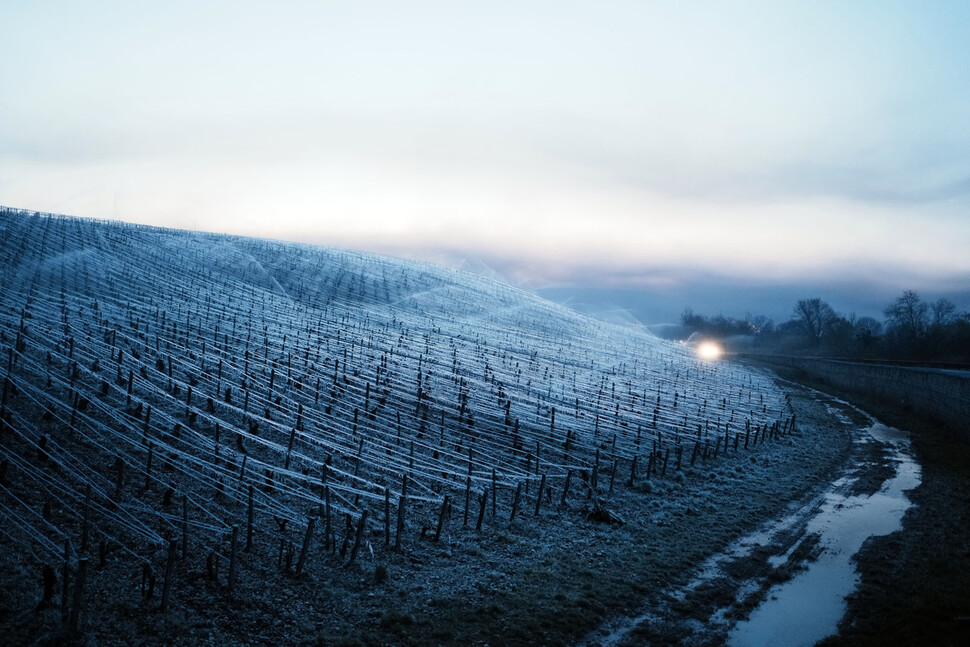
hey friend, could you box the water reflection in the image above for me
[728,423,920,647]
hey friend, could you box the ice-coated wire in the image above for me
[0,209,793,581]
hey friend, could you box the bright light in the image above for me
[697,341,723,361]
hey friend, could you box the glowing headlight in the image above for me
[696,341,723,360]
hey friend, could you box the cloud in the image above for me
[2,0,970,303]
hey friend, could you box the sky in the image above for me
[2,1,969,323]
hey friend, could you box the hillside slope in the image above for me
[0,207,814,645]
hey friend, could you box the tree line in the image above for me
[672,290,970,363]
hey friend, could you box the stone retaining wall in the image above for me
[754,356,969,436]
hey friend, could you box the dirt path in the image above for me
[811,384,970,647]
[731,362,970,647]
[580,386,908,647]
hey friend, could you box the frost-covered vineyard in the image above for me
[0,208,792,629]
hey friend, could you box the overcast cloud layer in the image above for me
[2,1,969,308]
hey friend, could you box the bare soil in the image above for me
[0,373,852,646]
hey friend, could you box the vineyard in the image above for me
[0,207,800,645]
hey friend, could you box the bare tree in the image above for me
[884,290,928,339]
[853,316,882,350]
[931,298,957,327]
[793,298,836,346]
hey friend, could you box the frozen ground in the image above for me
[0,209,851,645]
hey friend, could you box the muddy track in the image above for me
[582,385,916,647]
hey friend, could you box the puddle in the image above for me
[581,398,921,647]
[727,422,920,647]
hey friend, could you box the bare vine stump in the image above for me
[160,538,178,612]
[228,525,239,596]
[491,467,497,518]
[384,488,391,547]
[296,516,317,575]
[434,495,451,541]
[395,495,406,550]
[68,558,88,636]
[325,486,333,552]
[476,488,488,530]
[348,510,367,565]
[245,485,255,552]
[510,482,523,521]
[181,494,190,562]
[144,444,154,491]
[80,484,91,552]
[534,474,547,516]
[39,564,56,611]
[61,539,71,624]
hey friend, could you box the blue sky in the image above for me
[2,1,969,321]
